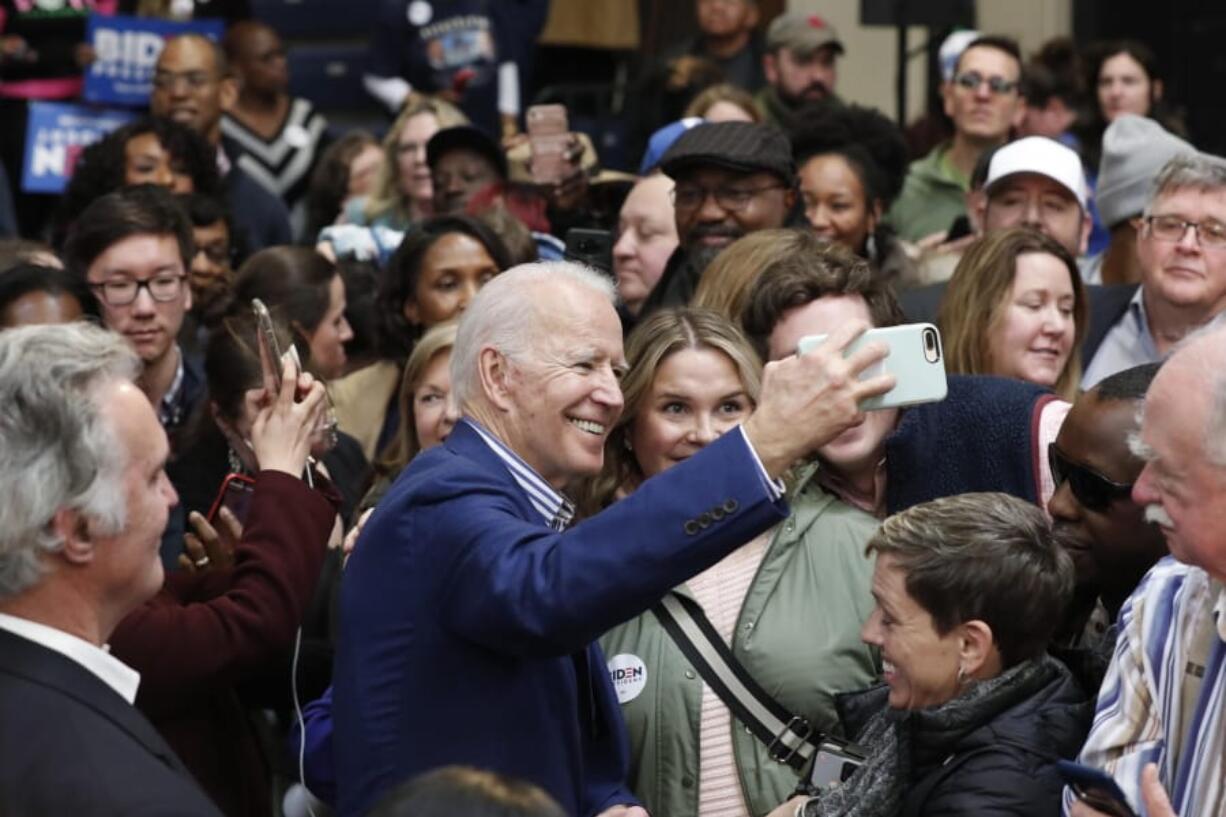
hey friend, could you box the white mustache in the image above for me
[1144,504,1174,528]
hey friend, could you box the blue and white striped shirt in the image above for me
[1063,556,1226,816]
[466,419,576,531]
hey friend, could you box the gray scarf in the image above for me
[801,655,1063,817]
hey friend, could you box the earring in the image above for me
[227,446,245,474]
[956,665,968,686]
[865,232,879,262]
[623,436,633,451]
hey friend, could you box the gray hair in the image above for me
[451,261,617,410]
[1144,153,1226,215]
[867,492,1074,668]
[1159,319,1226,467]
[0,323,139,599]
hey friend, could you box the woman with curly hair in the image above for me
[51,116,221,248]
[790,103,917,287]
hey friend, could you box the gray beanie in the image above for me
[1097,115,1195,228]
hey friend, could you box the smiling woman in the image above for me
[794,492,1089,817]
[939,228,1087,399]
[589,308,882,817]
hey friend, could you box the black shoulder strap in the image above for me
[651,591,821,770]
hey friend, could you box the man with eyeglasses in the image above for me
[64,185,204,567]
[150,34,291,263]
[889,35,1025,243]
[1082,152,1226,386]
[637,121,796,318]
[1047,363,1167,695]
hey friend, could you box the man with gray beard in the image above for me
[638,121,796,317]
[1066,323,1226,817]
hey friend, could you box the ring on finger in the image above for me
[194,556,210,568]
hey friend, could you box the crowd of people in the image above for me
[1,3,1225,817]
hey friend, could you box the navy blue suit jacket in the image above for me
[333,421,789,816]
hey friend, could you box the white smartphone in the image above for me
[797,323,948,411]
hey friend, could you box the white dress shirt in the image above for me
[0,611,140,703]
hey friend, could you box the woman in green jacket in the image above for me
[583,308,881,817]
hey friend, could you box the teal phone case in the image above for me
[796,323,948,410]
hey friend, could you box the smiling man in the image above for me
[638,121,796,317]
[150,34,291,260]
[1083,152,1226,386]
[332,260,898,817]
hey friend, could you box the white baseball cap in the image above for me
[985,136,1088,209]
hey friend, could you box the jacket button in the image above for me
[684,670,696,680]
[711,507,725,521]
[723,498,739,513]
[744,621,755,631]
[698,512,712,528]
[682,777,694,789]
[684,520,699,536]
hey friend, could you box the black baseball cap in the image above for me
[426,126,509,179]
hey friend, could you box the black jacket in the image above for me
[839,658,1091,817]
[0,629,221,816]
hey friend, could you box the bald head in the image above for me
[151,35,234,144]
[223,21,287,98]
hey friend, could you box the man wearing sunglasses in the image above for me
[1047,363,1167,693]
[889,35,1025,242]
[1083,151,1226,387]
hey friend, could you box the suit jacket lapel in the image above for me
[0,629,189,774]
[444,420,542,523]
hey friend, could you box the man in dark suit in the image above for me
[332,261,895,817]
[0,323,219,816]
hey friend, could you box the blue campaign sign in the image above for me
[21,102,137,194]
[83,14,224,107]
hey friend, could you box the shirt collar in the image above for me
[1212,580,1226,642]
[463,418,576,531]
[158,347,186,429]
[0,612,141,703]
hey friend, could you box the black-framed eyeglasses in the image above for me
[953,71,1019,95]
[151,70,214,91]
[671,183,786,212]
[1048,443,1134,512]
[88,274,187,306]
[1142,214,1226,248]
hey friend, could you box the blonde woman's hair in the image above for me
[938,228,1087,399]
[684,83,764,123]
[576,308,762,516]
[365,95,468,224]
[375,321,459,477]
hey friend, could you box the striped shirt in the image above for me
[466,418,575,531]
[1063,556,1226,816]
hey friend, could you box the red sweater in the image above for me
[111,469,340,817]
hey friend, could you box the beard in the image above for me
[684,224,744,274]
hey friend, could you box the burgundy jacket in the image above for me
[111,470,340,817]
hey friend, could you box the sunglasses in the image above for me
[953,71,1019,95]
[1048,443,1134,512]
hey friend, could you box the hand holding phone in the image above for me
[1058,761,1139,817]
[797,323,947,411]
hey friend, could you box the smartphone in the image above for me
[526,103,570,186]
[797,323,947,411]
[251,298,286,393]
[1056,761,1139,817]
[207,472,256,525]
[806,739,865,791]
[564,228,612,275]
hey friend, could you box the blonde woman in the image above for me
[347,95,469,230]
[591,308,879,817]
[939,228,1087,399]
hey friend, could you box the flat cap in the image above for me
[659,121,795,182]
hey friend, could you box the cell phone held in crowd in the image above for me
[252,297,288,393]
[564,228,613,276]
[796,738,866,795]
[207,472,256,526]
[526,103,570,186]
[1056,761,1140,817]
[797,323,948,411]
